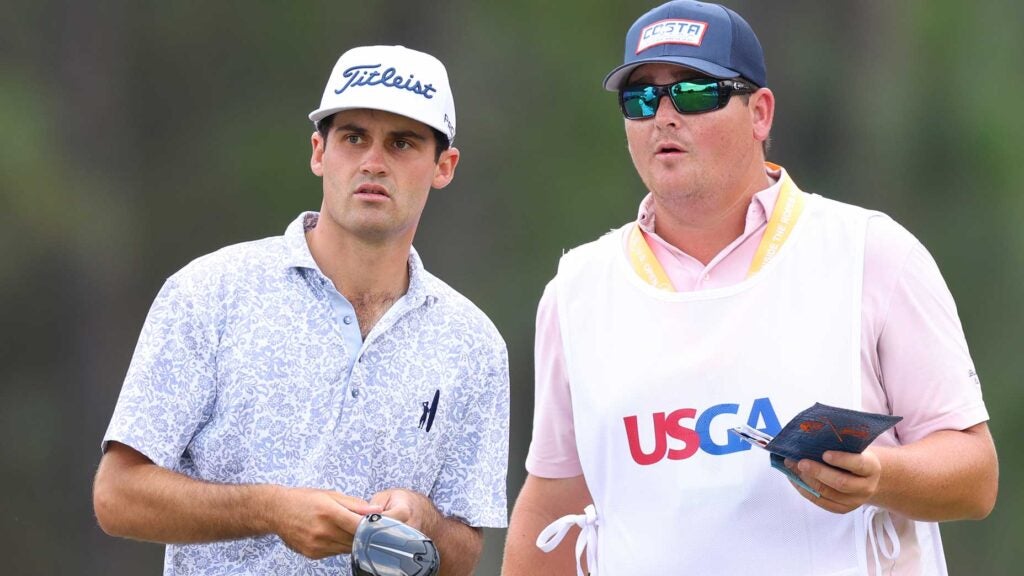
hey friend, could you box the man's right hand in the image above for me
[269,486,381,559]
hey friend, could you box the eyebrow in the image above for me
[389,129,428,142]
[335,122,367,135]
[335,123,428,141]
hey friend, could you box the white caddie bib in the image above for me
[550,189,880,575]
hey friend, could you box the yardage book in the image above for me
[729,403,902,497]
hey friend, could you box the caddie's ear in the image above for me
[750,87,775,146]
[432,146,460,189]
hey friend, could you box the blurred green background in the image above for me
[2,0,1021,573]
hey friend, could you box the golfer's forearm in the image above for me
[94,450,278,543]
[428,517,483,576]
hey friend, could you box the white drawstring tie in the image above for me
[865,505,900,575]
[536,504,600,576]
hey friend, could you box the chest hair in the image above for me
[350,293,400,339]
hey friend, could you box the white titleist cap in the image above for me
[308,45,456,143]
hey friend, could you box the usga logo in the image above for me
[623,397,780,465]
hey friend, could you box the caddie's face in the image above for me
[310,109,458,245]
[623,63,769,206]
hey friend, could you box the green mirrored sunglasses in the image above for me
[619,78,756,120]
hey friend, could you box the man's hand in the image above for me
[269,487,382,559]
[785,448,882,514]
[785,424,998,522]
[369,488,483,576]
[368,488,441,535]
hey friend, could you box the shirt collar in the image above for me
[636,163,787,235]
[282,212,321,270]
[281,211,436,304]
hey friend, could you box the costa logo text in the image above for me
[636,19,708,53]
[623,397,781,465]
[336,64,437,99]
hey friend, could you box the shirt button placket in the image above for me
[349,353,363,401]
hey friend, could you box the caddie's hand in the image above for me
[270,486,382,559]
[785,448,882,514]
[369,488,441,535]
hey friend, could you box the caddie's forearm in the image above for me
[502,474,594,576]
[94,445,277,544]
[870,422,998,521]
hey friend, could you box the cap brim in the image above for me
[602,57,741,91]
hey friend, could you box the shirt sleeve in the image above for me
[865,217,989,445]
[430,332,510,528]
[524,280,584,478]
[101,269,220,470]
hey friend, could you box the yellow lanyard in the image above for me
[627,166,807,291]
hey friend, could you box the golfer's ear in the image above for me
[432,147,459,189]
[311,131,326,177]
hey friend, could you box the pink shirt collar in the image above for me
[634,165,785,291]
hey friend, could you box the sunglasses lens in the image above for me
[621,86,659,119]
[670,81,721,113]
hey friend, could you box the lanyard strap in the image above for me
[627,168,807,291]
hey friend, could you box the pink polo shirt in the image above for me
[526,167,989,478]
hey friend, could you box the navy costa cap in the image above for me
[603,0,766,91]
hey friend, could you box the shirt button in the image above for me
[343,315,353,325]
[351,388,359,398]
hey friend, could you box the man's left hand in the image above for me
[368,488,441,535]
[785,448,882,514]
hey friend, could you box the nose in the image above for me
[359,143,388,177]
[653,94,681,128]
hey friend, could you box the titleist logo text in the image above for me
[336,64,437,99]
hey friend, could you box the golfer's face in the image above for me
[310,108,456,245]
